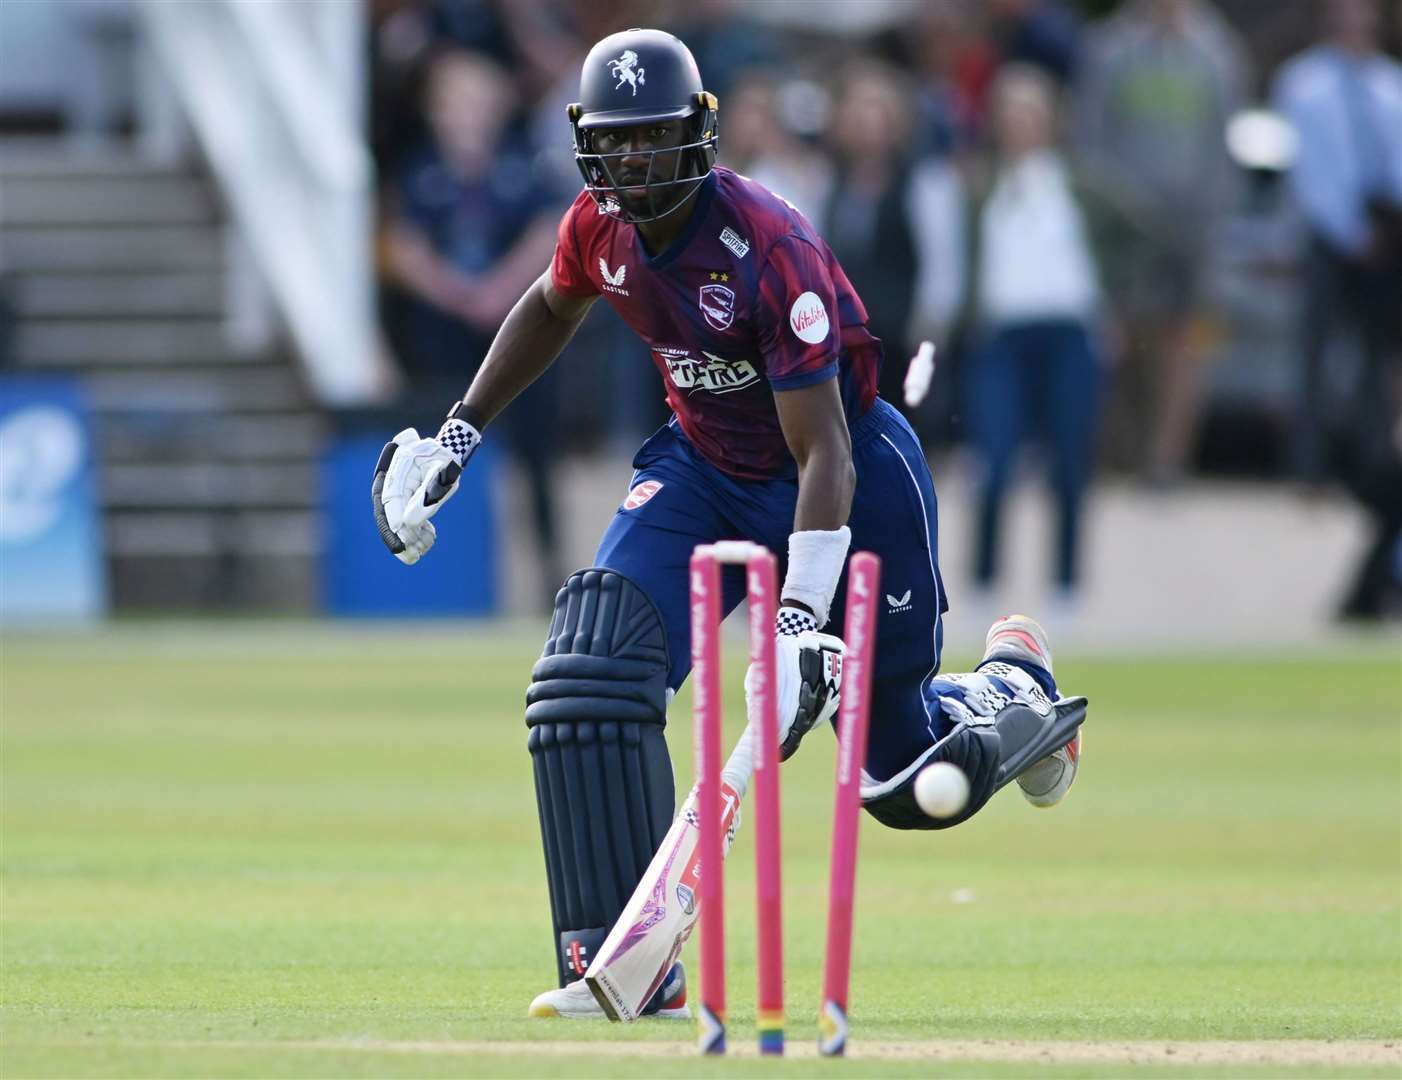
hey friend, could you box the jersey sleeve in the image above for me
[549,195,599,299]
[754,234,840,390]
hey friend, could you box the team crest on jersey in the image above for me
[608,50,645,95]
[698,284,735,331]
[656,347,759,394]
[623,479,663,510]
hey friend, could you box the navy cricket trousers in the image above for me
[594,397,952,783]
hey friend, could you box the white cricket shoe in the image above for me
[527,963,691,1020]
[982,613,1055,675]
[981,614,1081,808]
[524,976,594,1021]
[527,978,604,1019]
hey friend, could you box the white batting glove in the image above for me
[372,407,481,565]
[745,605,845,762]
[372,428,436,564]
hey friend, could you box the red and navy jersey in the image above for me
[551,167,881,480]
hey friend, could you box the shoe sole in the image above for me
[1017,732,1081,808]
[527,1001,692,1021]
[652,1005,693,1021]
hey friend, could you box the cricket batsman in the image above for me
[373,29,1087,1021]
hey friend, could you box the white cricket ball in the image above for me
[914,762,970,819]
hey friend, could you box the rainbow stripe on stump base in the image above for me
[757,1010,784,1055]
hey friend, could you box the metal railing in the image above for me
[137,0,385,406]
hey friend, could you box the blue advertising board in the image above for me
[322,432,498,616]
[0,378,107,623]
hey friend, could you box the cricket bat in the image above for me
[584,731,754,1022]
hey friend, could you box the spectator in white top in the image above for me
[956,64,1118,606]
[1272,0,1402,484]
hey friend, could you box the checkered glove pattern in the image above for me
[776,605,818,638]
[435,417,482,468]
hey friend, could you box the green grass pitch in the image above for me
[2,624,1399,1078]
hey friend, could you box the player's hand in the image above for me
[372,408,482,565]
[745,606,845,762]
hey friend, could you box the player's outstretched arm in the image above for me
[774,378,855,537]
[373,269,596,564]
[733,379,856,763]
[461,269,597,427]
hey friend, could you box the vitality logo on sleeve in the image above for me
[789,292,830,344]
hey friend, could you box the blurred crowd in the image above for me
[369,0,1402,618]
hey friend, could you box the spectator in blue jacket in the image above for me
[1273,0,1402,484]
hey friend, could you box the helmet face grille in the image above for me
[571,111,719,224]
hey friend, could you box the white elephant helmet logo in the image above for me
[608,50,646,95]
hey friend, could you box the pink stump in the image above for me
[689,550,726,1054]
[819,550,881,1056]
[690,542,785,1056]
[745,552,784,1055]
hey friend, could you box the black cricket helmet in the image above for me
[568,28,718,224]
